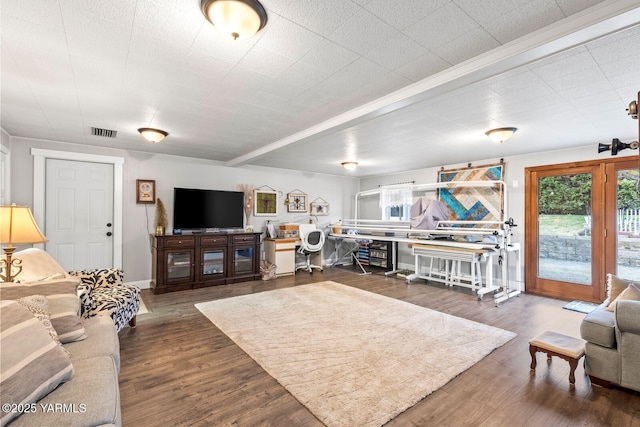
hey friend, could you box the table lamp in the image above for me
[0,205,48,282]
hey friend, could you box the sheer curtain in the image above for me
[379,186,413,209]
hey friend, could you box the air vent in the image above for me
[91,127,117,138]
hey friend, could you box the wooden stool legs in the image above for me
[529,344,537,370]
[529,344,580,387]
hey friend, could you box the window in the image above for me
[384,205,410,221]
[380,185,413,221]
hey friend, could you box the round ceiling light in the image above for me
[201,0,268,40]
[341,161,358,171]
[485,127,517,143]
[138,128,168,143]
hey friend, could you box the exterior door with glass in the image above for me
[526,163,605,302]
[526,157,640,302]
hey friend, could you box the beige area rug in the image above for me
[195,281,516,427]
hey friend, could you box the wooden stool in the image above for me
[529,331,586,387]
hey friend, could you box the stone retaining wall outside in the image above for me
[539,235,640,267]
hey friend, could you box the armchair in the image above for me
[3,248,139,332]
[69,268,140,332]
[580,274,640,391]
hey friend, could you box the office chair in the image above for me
[296,226,325,274]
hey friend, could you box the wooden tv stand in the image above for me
[150,232,262,294]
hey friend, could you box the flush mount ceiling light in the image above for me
[341,161,358,171]
[201,0,268,40]
[138,128,168,143]
[485,127,518,143]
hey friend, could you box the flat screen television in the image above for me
[173,187,244,231]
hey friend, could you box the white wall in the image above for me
[9,136,360,283]
[1,129,10,204]
[358,145,638,281]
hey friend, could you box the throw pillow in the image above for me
[606,274,633,304]
[606,283,640,312]
[16,295,70,357]
[46,294,88,343]
[0,300,75,426]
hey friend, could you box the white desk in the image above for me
[263,238,323,276]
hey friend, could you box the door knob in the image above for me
[107,223,112,227]
[106,232,112,236]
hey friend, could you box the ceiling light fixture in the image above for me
[341,161,358,171]
[201,0,268,40]
[485,127,518,143]
[138,128,168,143]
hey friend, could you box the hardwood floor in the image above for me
[118,267,640,426]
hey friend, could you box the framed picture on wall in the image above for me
[136,179,156,204]
[437,162,504,227]
[287,192,307,212]
[254,189,278,216]
[310,201,330,216]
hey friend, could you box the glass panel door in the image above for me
[525,162,604,302]
[233,246,254,275]
[202,249,225,277]
[615,166,640,279]
[167,251,192,281]
[537,173,592,285]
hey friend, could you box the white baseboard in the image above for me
[126,279,150,290]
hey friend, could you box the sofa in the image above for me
[580,274,640,392]
[1,278,121,426]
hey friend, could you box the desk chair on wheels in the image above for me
[296,225,325,274]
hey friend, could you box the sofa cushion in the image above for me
[17,295,70,357]
[65,316,121,372]
[606,274,634,310]
[9,356,121,427]
[47,294,87,343]
[0,300,75,426]
[0,278,80,299]
[580,305,616,348]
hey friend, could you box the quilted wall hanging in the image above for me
[437,163,505,228]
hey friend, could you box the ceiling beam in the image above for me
[226,0,640,167]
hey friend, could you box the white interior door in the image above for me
[45,159,114,270]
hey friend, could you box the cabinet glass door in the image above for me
[166,251,192,281]
[233,246,254,275]
[202,249,225,277]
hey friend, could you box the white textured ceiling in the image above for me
[1,0,639,177]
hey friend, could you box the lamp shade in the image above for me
[0,205,48,246]
[201,0,268,40]
[138,128,168,143]
[485,127,517,143]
